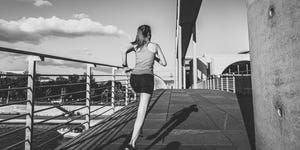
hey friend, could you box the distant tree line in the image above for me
[0,72,131,105]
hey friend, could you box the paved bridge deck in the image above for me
[56,89,254,150]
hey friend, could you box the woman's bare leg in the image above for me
[129,92,151,147]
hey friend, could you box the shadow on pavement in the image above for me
[144,104,198,150]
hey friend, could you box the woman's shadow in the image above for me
[144,104,198,150]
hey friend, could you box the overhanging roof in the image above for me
[176,0,202,65]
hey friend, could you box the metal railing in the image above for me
[198,73,251,93]
[0,47,136,150]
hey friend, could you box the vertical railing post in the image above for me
[212,77,215,90]
[133,92,137,101]
[60,87,64,103]
[25,56,40,150]
[211,77,213,90]
[226,76,229,92]
[6,86,10,104]
[209,77,212,89]
[221,75,224,91]
[208,78,210,89]
[232,74,236,93]
[214,77,216,90]
[216,76,219,90]
[125,75,129,106]
[207,78,209,89]
[111,68,115,113]
[85,64,93,130]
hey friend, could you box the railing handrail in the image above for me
[0,46,124,69]
[0,46,136,150]
[198,73,238,93]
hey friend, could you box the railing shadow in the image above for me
[56,104,138,150]
[97,89,167,150]
[55,89,166,150]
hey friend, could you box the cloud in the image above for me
[0,16,129,44]
[34,0,53,7]
[0,49,25,64]
[0,51,23,59]
[38,58,113,73]
[40,59,86,69]
[19,0,53,7]
[73,13,89,19]
[0,51,111,73]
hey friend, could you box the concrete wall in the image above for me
[246,0,300,149]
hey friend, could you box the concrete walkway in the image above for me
[55,89,254,150]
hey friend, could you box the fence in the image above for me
[0,47,136,150]
[197,73,252,93]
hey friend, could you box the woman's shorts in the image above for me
[130,74,154,94]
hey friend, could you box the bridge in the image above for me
[55,89,253,150]
[1,0,300,149]
[0,45,253,149]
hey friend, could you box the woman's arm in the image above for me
[121,45,135,66]
[155,44,167,66]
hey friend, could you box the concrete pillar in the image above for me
[178,27,182,89]
[175,0,179,89]
[246,0,300,149]
[176,0,182,89]
[175,57,178,89]
[192,26,198,89]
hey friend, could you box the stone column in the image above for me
[246,0,300,149]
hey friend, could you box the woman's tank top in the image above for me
[131,43,155,75]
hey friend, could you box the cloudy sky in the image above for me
[0,0,249,79]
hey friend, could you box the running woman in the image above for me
[121,24,167,150]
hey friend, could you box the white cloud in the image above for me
[0,51,111,73]
[0,16,129,44]
[73,13,89,19]
[0,52,24,64]
[0,51,22,59]
[34,0,53,7]
[38,58,113,73]
[41,59,86,69]
[19,0,53,7]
